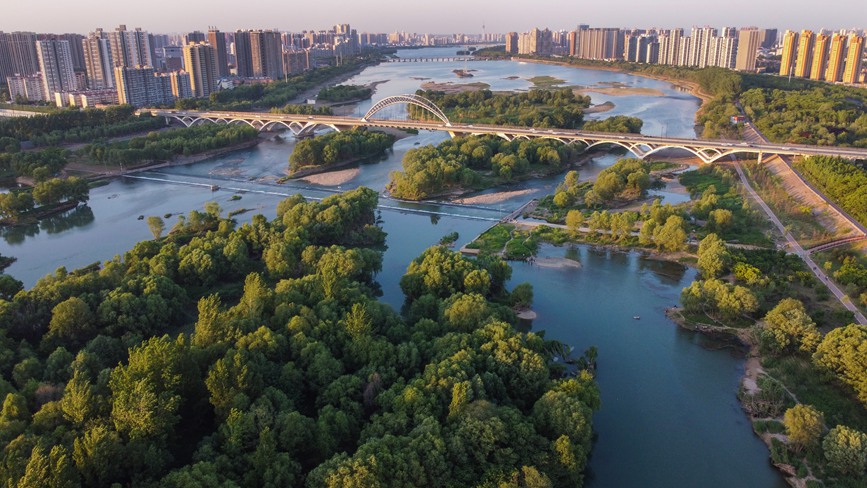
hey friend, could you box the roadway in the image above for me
[733,162,866,325]
[147,109,867,162]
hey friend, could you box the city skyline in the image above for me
[2,0,865,34]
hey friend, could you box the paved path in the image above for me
[733,162,866,325]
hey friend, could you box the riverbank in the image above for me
[286,127,409,182]
[509,57,713,109]
[420,81,491,93]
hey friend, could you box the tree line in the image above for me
[0,105,164,146]
[793,156,867,228]
[0,177,90,222]
[82,124,258,166]
[316,85,373,103]
[412,88,590,128]
[0,187,599,487]
[289,128,395,173]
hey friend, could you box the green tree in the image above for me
[652,215,687,252]
[783,404,824,452]
[760,298,821,355]
[813,324,867,406]
[147,216,164,240]
[696,233,730,279]
[822,425,867,477]
[565,210,583,238]
[46,297,96,348]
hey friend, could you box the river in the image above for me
[0,46,785,487]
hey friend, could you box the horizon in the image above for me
[1,0,864,35]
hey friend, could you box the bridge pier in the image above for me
[757,151,763,164]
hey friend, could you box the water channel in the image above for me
[0,46,785,487]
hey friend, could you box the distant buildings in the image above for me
[517,28,553,56]
[83,29,115,89]
[6,73,44,101]
[735,28,762,71]
[506,32,519,54]
[114,66,173,107]
[183,42,217,98]
[36,39,77,101]
[0,31,39,79]
[779,29,864,82]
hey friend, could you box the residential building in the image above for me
[518,28,553,56]
[505,32,518,54]
[761,28,778,49]
[6,73,43,101]
[168,71,193,99]
[779,30,798,76]
[55,89,118,108]
[208,29,229,78]
[108,25,153,68]
[36,39,77,101]
[735,28,761,71]
[82,29,115,89]
[793,30,814,78]
[0,31,39,79]
[810,33,830,80]
[183,42,217,98]
[825,34,847,82]
[576,28,622,60]
[687,26,716,67]
[842,34,864,84]
[282,50,310,75]
[186,31,206,44]
[57,34,86,71]
[163,46,184,71]
[114,66,172,107]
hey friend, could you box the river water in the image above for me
[0,47,785,487]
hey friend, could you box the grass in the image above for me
[528,75,566,88]
[761,355,867,432]
[742,161,835,248]
[647,161,681,172]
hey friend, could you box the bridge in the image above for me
[145,94,867,164]
[384,57,484,63]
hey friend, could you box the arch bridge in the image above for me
[143,94,867,163]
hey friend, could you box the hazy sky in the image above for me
[3,0,864,34]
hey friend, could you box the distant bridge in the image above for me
[144,94,867,164]
[384,57,485,63]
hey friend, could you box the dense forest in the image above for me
[289,128,396,173]
[81,124,259,166]
[0,105,164,147]
[412,89,590,128]
[0,188,599,487]
[316,85,373,103]
[0,147,68,179]
[0,177,90,222]
[388,135,580,200]
[582,116,643,134]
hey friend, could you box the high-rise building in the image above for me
[825,34,847,82]
[36,40,77,101]
[761,29,778,49]
[186,31,206,44]
[249,30,284,79]
[793,30,814,78]
[0,31,39,79]
[779,30,798,76]
[183,42,217,98]
[108,25,153,68]
[688,26,717,67]
[517,28,553,56]
[82,29,115,89]
[282,50,310,75]
[576,28,621,60]
[842,34,864,84]
[57,34,86,71]
[168,71,193,99]
[234,30,253,77]
[567,31,578,57]
[710,36,737,68]
[810,33,830,80]
[505,32,518,54]
[207,29,229,78]
[114,66,172,107]
[735,28,761,71]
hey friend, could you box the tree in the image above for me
[696,233,730,279]
[822,425,867,477]
[565,210,583,238]
[813,324,867,406]
[46,297,96,348]
[783,404,824,452]
[652,215,687,252]
[760,298,821,355]
[147,216,164,240]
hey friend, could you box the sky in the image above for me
[2,0,865,34]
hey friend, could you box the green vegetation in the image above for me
[741,83,867,147]
[0,177,90,223]
[388,135,579,200]
[81,124,258,167]
[289,128,395,173]
[465,224,540,260]
[0,188,600,487]
[412,88,590,128]
[582,115,643,134]
[528,76,566,88]
[0,147,68,180]
[0,105,164,146]
[316,84,373,103]
[269,104,333,115]
[793,156,867,228]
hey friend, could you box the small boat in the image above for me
[633,315,640,320]
[210,185,219,191]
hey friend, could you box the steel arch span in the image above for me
[362,94,451,126]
